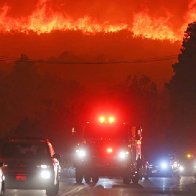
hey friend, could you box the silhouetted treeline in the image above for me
[168,21,196,151]
[0,54,167,155]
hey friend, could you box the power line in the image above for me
[0,54,178,64]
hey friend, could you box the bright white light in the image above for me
[160,162,168,169]
[173,162,178,168]
[40,170,51,179]
[37,164,49,169]
[41,165,49,169]
[99,116,106,123]
[106,148,113,153]
[118,151,129,160]
[179,165,185,172]
[108,116,115,123]
[76,149,86,158]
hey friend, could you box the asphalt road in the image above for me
[4,176,196,196]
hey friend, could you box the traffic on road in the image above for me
[4,176,196,196]
[1,115,196,195]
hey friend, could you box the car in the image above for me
[0,162,5,196]
[147,159,173,177]
[0,137,61,196]
[178,158,196,176]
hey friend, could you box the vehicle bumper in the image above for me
[4,172,54,189]
[179,169,196,176]
[75,160,131,177]
[148,169,173,177]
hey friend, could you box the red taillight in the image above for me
[16,174,27,181]
[106,148,113,153]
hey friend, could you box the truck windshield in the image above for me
[0,142,49,159]
[84,124,130,142]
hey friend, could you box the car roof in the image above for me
[4,137,50,143]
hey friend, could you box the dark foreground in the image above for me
[5,176,196,196]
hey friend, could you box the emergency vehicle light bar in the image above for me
[98,116,116,124]
[106,148,113,153]
[99,116,106,123]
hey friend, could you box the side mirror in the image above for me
[53,153,61,160]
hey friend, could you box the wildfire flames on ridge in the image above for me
[0,0,196,42]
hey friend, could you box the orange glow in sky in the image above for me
[0,0,195,89]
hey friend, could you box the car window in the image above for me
[84,124,129,142]
[1,142,49,158]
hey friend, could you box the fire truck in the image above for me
[72,115,144,184]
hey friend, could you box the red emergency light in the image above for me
[99,116,106,124]
[98,116,116,124]
[108,116,115,123]
[106,147,113,153]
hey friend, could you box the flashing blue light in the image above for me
[160,161,168,170]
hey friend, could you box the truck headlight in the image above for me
[40,170,51,179]
[76,149,87,158]
[118,151,129,160]
[179,165,185,172]
[173,162,178,168]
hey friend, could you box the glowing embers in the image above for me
[98,116,116,124]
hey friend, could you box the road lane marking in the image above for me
[61,186,86,196]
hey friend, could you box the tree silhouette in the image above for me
[0,54,84,142]
[170,22,196,99]
[2,54,42,136]
[125,74,157,124]
[168,22,196,148]
[125,74,159,156]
